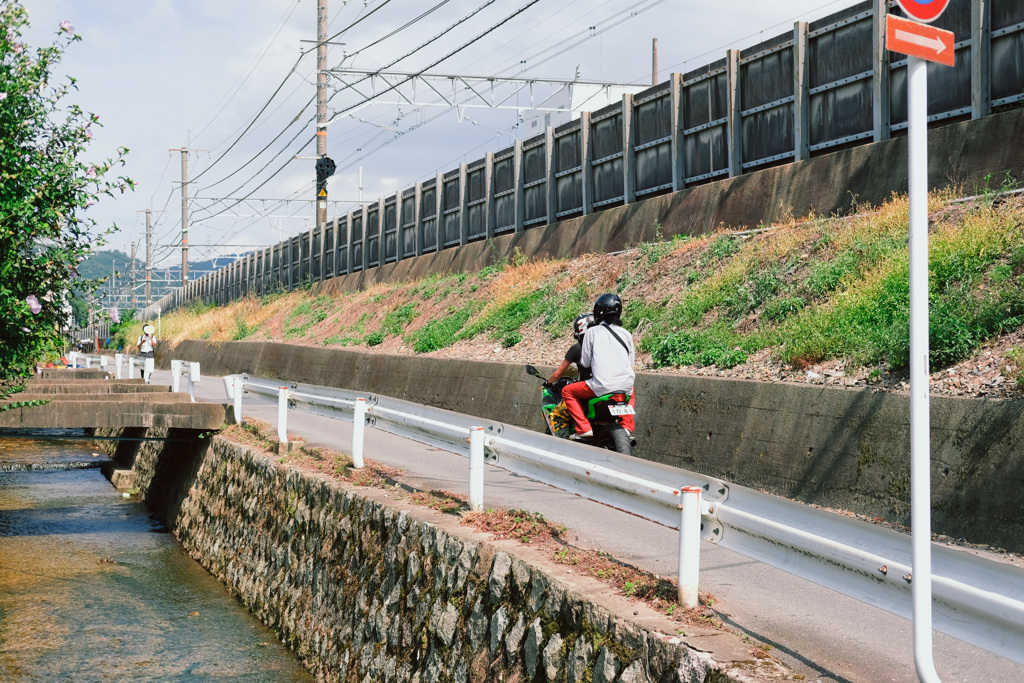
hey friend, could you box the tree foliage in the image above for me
[0,1,133,379]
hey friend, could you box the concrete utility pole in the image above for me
[169,147,193,287]
[145,209,152,305]
[652,38,658,85]
[130,242,137,308]
[316,0,328,228]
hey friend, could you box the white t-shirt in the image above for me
[138,334,156,354]
[580,322,635,396]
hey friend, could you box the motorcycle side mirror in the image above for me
[525,364,542,378]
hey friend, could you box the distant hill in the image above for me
[72,250,255,320]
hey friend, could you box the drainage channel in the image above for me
[0,429,312,681]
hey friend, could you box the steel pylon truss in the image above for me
[325,69,639,116]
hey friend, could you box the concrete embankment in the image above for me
[160,339,1024,553]
[99,427,769,682]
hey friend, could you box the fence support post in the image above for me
[678,485,703,609]
[352,398,367,469]
[233,377,243,424]
[469,426,485,511]
[170,360,182,392]
[115,354,124,380]
[277,387,289,444]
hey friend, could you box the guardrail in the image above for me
[169,360,200,400]
[226,373,1024,664]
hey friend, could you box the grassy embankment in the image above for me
[122,190,1024,381]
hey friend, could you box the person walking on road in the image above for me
[137,324,157,380]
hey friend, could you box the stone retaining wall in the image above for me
[160,340,1024,552]
[105,429,746,683]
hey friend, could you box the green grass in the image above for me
[540,284,591,338]
[406,305,478,353]
[458,287,550,341]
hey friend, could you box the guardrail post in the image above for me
[171,360,182,392]
[678,485,702,609]
[115,354,124,380]
[186,362,200,399]
[127,356,136,380]
[144,358,155,385]
[68,351,77,368]
[233,377,243,424]
[277,387,289,444]
[352,398,367,469]
[469,426,485,511]
[100,356,111,370]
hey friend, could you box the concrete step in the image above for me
[22,380,172,395]
[0,400,231,430]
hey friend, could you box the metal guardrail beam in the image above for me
[230,374,1024,664]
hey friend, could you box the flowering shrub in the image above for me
[0,1,133,379]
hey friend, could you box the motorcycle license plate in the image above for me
[608,405,635,416]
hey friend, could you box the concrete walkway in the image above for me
[152,367,1023,683]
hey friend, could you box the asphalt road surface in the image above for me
[153,367,1023,683]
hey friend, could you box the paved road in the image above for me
[156,368,1023,683]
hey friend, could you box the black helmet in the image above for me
[572,313,594,341]
[593,293,622,325]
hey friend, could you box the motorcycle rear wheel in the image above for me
[609,426,633,456]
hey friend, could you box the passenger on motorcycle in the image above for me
[563,293,636,439]
[545,313,595,385]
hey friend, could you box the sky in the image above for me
[20,0,860,271]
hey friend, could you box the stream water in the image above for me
[0,429,312,681]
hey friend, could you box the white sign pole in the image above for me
[907,53,940,683]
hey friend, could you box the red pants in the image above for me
[562,381,635,434]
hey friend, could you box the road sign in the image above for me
[896,0,950,23]
[887,14,955,67]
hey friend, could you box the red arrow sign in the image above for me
[887,14,955,67]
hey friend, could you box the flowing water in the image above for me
[0,430,312,681]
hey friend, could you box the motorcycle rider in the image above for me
[563,293,636,439]
[545,313,595,385]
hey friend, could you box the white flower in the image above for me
[59,21,74,34]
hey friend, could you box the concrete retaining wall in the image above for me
[104,429,742,682]
[163,340,1024,552]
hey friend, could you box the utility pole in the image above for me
[130,241,137,308]
[652,38,658,85]
[316,0,329,229]
[145,209,152,305]
[169,147,193,287]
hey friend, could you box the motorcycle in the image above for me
[525,364,635,456]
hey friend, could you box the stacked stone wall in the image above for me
[107,430,730,682]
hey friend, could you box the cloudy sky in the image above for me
[21,0,857,270]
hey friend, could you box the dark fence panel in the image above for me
[301,231,311,283]
[741,33,795,168]
[370,202,382,266]
[633,83,673,196]
[401,190,417,258]
[493,150,516,234]
[420,182,437,253]
[808,7,873,150]
[992,1,1024,105]
[554,122,583,217]
[384,199,398,263]
[442,172,461,248]
[324,224,334,276]
[336,217,349,276]
[523,135,548,225]
[591,104,624,207]
[290,236,301,288]
[682,60,729,183]
[351,214,364,271]
[467,163,486,241]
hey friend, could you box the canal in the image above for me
[0,429,312,681]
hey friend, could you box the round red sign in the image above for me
[896,0,951,23]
